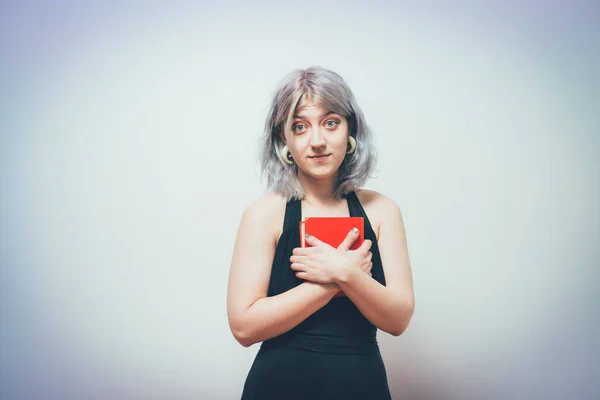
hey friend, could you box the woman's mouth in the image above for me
[309,154,330,163]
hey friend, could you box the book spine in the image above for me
[299,221,306,247]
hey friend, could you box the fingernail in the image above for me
[305,233,311,238]
[352,227,358,233]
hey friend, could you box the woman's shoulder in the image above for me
[244,191,287,217]
[354,188,402,238]
[242,191,288,243]
[246,192,286,214]
[355,188,400,212]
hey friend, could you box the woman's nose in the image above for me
[310,128,326,147]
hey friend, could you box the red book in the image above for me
[299,217,364,250]
[299,217,364,298]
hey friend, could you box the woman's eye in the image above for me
[325,120,338,128]
[293,124,305,133]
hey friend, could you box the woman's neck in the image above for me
[297,172,340,207]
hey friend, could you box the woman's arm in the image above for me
[335,194,415,336]
[226,196,339,347]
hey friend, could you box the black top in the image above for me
[260,190,387,354]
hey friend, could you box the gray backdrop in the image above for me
[1,1,598,399]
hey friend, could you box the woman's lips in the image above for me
[309,154,330,163]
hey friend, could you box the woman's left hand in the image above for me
[290,233,372,284]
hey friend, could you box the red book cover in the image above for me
[299,217,364,250]
[299,217,364,298]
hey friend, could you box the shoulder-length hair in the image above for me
[257,66,377,201]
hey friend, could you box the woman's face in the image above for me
[282,99,350,181]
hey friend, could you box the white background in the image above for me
[1,1,599,399]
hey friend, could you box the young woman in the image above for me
[227,66,415,399]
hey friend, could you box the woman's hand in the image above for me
[290,229,373,284]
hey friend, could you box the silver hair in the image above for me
[257,66,378,201]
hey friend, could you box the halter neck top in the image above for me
[260,191,387,354]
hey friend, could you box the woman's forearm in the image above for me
[337,268,414,336]
[231,282,339,347]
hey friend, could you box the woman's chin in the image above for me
[298,168,337,181]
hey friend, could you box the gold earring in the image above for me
[281,145,294,165]
[346,136,356,154]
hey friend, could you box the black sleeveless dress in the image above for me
[241,191,392,400]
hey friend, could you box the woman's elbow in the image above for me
[388,324,409,337]
[235,335,255,348]
[230,321,258,348]
[390,298,415,336]
[387,320,409,336]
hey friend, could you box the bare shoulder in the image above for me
[242,191,288,244]
[355,189,403,239]
[355,188,401,211]
[245,191,287,215]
